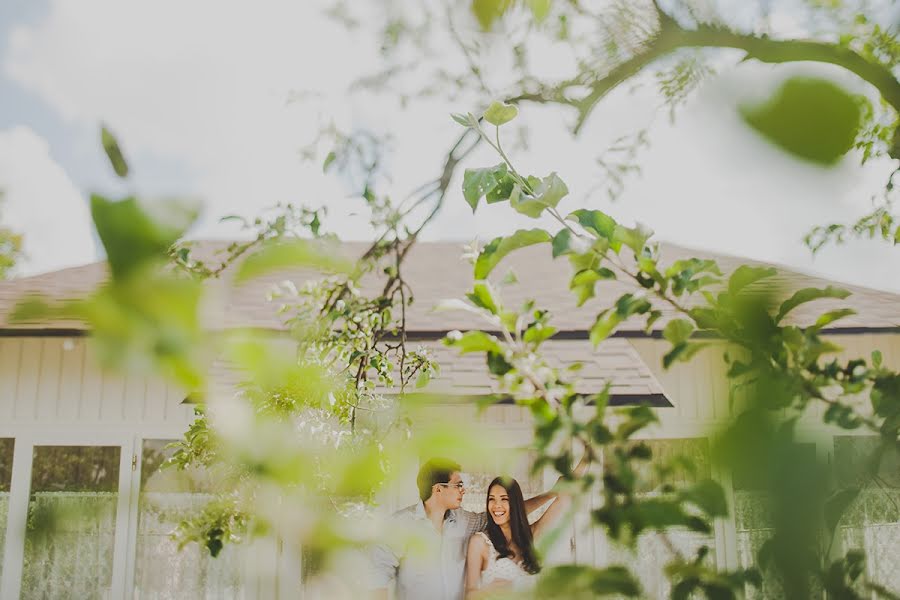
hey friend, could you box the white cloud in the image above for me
[3,1,899,292]
[0,126,97,275]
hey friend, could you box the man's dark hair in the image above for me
[417,458,461,502]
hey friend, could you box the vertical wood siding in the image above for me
[0,337,192,432]
[629,334,900,426]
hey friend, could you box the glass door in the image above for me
[21,445,122,599]
[127,438,246,599]
[0,437,133,599]
[0,439,13,582]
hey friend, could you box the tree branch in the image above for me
[520,8,900,143]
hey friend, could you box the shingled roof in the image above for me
[2,240,898,333]
[1,240,897,404]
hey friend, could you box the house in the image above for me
[0,241,898,598]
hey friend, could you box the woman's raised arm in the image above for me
[530,451,591,540]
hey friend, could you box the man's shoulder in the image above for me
[453,508,488,531]
[391,503,421,520]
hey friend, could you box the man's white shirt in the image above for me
[371,503,488,600]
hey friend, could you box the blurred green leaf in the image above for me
[475,229,552,279]
[466,281,500,314]
[570,267,616,306]
[775,286,850,323]
[235,239,353,283]
[322,151,337,173]
[537,565,642,597]
[91,195,198,280]
[483,101,518,126]
[451,112,472,127]
[471,0,513,30]
[680,479,729,517]
[613,222,653,254]
[525,0,552,22]
[741,77,862,165]
[590,294,652,346]
[101,125,129,178]
[523,322,557,345]
[727,265,777,296]
[445,330,503,354]
[663,318,695,346]
[812,308,857,330]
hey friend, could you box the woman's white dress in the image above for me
[475,532,534,590]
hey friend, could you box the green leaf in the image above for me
[824,487,860,533]
[741,77,862,165]
[415,370,432,389]
[552,228,576,257]
[508,183,543,218]
[525,0,552,22]
[483,101,518,126]
[462,163,508,212]
[537,565,642,597]
[466,281,500,315]
[91,195,198,280]
[570,268,616,306]
[322,151,337,173]
[485,173,516,204]
[101,125,129,178]
[487,350,513,375]
[613,222,653,254]
[508,173,568,218]
[568,209,621,251]
[727,265,777,296]
[9,296,55,323]
[775,286,851,323]
[680,479,729,517]
[812,308,857,330]
[450,112,471,127]
[471,0,513,30]
[523,323,557,345]
[475,229,552,279]
[663,318,695,346]
[445,330,503,354]
[533,172,568,208]
[235,239,353,283]
[590,310,622,346]
[663,341,708,369]
[872,350,883,368]
[499,310,518,332]
[590,294,652,346]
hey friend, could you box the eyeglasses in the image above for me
[437,482,465,490]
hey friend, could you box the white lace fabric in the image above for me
[476,532,533,589]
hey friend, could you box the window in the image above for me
[21,445,121,599]
[833,436,900,594]
[601,438,716,600]
[132,439,245,599]
[0,438,13,580]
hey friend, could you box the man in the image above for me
[370,458,559,600]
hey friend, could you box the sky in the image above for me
[1,0,899,293]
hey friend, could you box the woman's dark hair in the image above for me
[484,476,540,574]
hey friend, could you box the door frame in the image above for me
[0,431,136,599]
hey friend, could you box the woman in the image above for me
[464,476,569,598]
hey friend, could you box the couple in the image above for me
[371,456,587,599]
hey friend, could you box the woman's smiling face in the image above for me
[487,483,510,526]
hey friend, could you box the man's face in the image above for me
[434,471,465,510]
